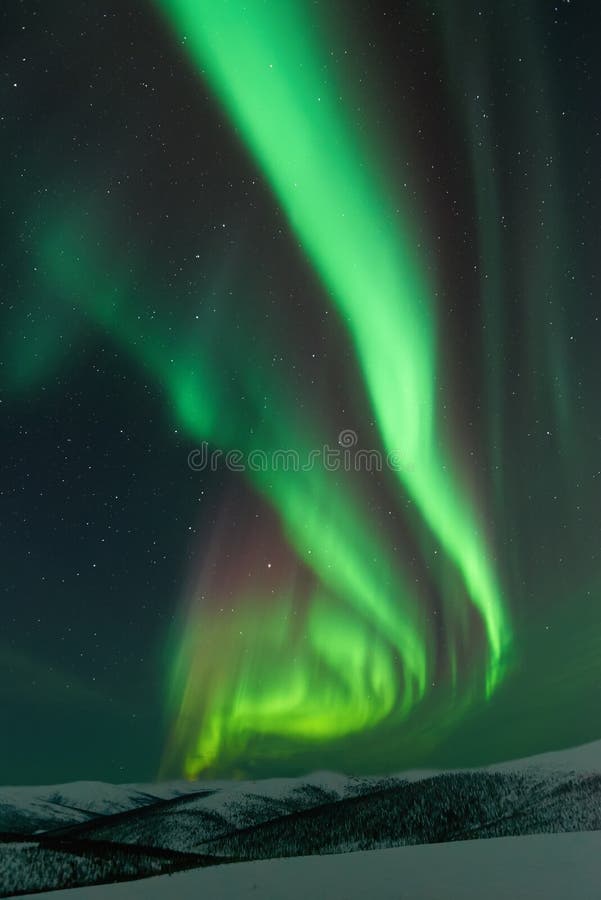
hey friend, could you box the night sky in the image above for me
[2,0,600,786]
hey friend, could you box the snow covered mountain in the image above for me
[1,740,600,897]
[0,780,203,835]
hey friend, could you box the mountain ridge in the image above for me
[2,739,600,897]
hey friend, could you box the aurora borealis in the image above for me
[1,1,600,784]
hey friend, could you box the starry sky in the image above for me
[2,0,600,785]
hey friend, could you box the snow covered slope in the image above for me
[486,737,601,774]
[16,831,601,900]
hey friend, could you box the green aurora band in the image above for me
[150,0,511,774]
[31,211,469,777]
[2,1,518,779]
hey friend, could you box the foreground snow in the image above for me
[18,831,601,900]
